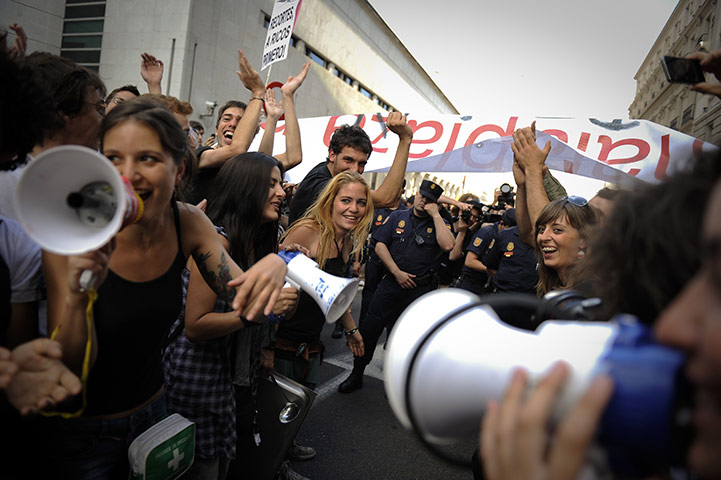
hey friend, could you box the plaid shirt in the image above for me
[162,267,236,460]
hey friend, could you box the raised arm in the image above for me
[276,61,310,172]
[512,154,534,245]
[140,52,163,94]
[371,112,412,208]
[512,123,550,241]
[258,88,282,157]
[425,203,455,252]
[448,216,468,261]
[198,49,266,169]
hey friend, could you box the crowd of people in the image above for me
[3,20,721,480]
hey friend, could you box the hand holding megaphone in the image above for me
[277,249,359,323]
[15,145,143,291]
[385,289,692,476]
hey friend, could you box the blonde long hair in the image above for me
[283,171,373,269]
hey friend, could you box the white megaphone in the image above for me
[278,250,358,323]
[15,145,143,288]
[384,288,691,475]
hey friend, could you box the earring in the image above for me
[577,249,585,259]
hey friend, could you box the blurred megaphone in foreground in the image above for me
[278,250,358,323]
[15,145,142,255]
[384,288,691,475]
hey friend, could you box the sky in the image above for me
[366,0,680,200]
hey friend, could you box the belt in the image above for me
[413,271,437,287]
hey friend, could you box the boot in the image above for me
[338,371,363,393]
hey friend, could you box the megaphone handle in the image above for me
[284,279,300,290]
[79,269,96,292]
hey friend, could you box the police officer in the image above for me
[338,180,457,393]
[458,208,516,295]
[356,180,408,334]
[483,209,538,295]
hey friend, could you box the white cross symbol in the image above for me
[168,448,184,471]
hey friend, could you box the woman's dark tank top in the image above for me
[277,252,352,344]
[85,201,186,415]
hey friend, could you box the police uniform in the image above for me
[483,226,538,294]
[458,222,499,295]
[339,180,449,393]
[358,204,408,326]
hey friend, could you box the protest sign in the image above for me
[262,0,302,71]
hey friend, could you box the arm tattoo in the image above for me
[195,251,236,305]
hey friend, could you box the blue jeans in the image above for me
[40,393,167,480]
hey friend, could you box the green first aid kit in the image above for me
[128,413,196,480]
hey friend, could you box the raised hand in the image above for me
[386,111,413,140]
[264,88,283,121]
[7,23,27,60]
[511,126,550,173]
[281,61,310,96]
[236,49,265,96]
[140,53,164,93]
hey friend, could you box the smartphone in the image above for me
[661,56,705,84]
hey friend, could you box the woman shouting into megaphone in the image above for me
[40,97,287,479]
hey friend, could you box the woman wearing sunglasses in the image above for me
[511,124,600,296]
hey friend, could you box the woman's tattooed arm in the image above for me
[193,251,237,305]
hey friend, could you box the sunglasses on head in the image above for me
[562,196,589,207]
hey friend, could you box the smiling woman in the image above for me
[275,171,373,389]
[39,97,287,478]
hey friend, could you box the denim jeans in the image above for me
[40,393,167,480]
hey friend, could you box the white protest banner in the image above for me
[250,114,717,186]
[262,0,302,71]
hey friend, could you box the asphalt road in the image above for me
[288,286,476,480]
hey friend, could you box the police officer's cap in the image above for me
[419,180,443,203]
[502,208,516,226]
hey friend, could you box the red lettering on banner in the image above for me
[322,115,366,147]
[597,136,650,165]
[543,129,568,143]
[445,123,462,153]
[577,132,591,152]
[464,117,519,146]
[564,160,574,173]
[692,137,705,160]
[407,120,443,158]
[654,134,670,181]
[369,129,388,154]
[628,168,641,176]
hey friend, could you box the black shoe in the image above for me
[276,460,310,480]
[331,321,344,339]
[288,441,316,461]
[338,372,363,393]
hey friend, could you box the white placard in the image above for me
[262,0,302,71]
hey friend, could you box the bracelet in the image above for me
[344,327,358,336]
[250,96,265,103]
[241,317,260,328]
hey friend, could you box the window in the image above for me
[61,1,105,71]
[682,105,694,124]
[670,118,678,130]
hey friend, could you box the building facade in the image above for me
[2,0,469,197]
[629,0,721,145]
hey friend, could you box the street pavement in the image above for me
[288,285,476,480]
